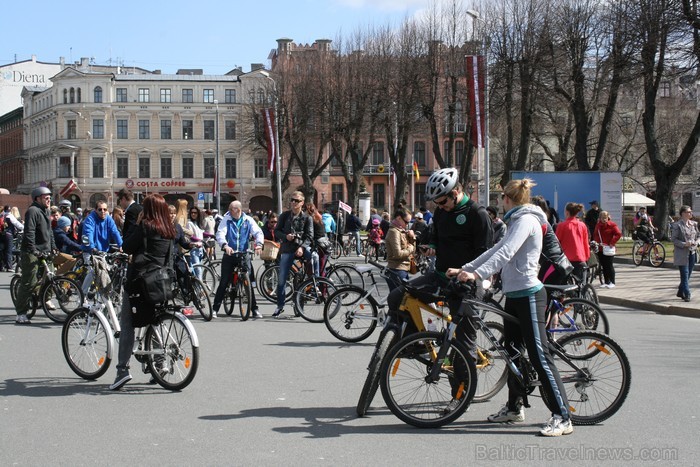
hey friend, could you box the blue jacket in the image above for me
[215,212,263,252]
[80,211,123,252]
[54,227,82,254]
[321,212,336,233]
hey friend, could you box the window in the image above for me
[138,120,150,139]
[161,158,172,178]
[372,142,385,165]
[203,89,215,103]
[182,157,194,178]
[138,157,150,178]
[77,88,81,103]
[182,120,193,139]
[70,88,75,103]
[59,157,71,178]
[455,141,464,166]
[373,183,385,210]
[182,89,193,103]
[203,157,215,178]
[117,119,128,139]
[160,88,171,103]
[92,119,104,139]
[660,81,671,98]
[443,141,452,163]
[415,183,426,209]
[254,158,267,178]
[92,156,105,178]
[116,157,129,178]
[67,120,77,139]
[331,184,344,202]
[63,89,68,104]
[160,120,171,139]
[257,89,265,104]
[94,86,102,103]
[225,120,236,139]
[249,89,255,103]
[204,120,215,140]
[116,88,127,103]
[225,157,237,178]
[138,88,150,103]
[225,89,236,103]
[414,141,426,167]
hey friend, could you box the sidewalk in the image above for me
[596,260,699,318]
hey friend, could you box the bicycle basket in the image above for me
[260,240,280,262]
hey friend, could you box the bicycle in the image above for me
[221,250,255,320]
[378,280,630,428]
[10,252,84,323]
[173,253,214,321]
[61,252,200,390]
[632,236,666,267]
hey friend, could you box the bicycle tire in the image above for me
[379,331,477,428]
[357,326,398,416]
[223,282,234,316]
[293,277,337,323]
[631,241,643,266]
[191,278,213,321]
[326,264,366,289]
[330,238,343,260]
[10,274,20,307]
[544,330,631,425]
[146,313,199,391]
[42,277,84,323]
[324,285,379,343]
[193,264,218,295]
[649,242,666,267]
[560,298,610,336]
[473,321,508,402]
[61,307,113,380]
[259,265,294,304]
[238,275,252,321]
[579,283,599,304]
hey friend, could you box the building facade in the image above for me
[0,107,24,191]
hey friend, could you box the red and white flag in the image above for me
[59,179,78,198]
[261,108,276,172]
[466,55,486,148]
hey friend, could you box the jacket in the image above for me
[386,224,415,271]
[462,204,546,295]
[21,201,56,254]
[555,217,590,262]
[124,224,174,284]
[216,212,264,252]
[593,220,621,247]
[671,219,699,266]
[321,212,336,233]
[53,227,82,254]
[275,210,313,254]
[81,211,123,252]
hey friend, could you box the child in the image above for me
[368,218,383,261]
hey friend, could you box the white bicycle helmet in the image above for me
[425,167,459,201]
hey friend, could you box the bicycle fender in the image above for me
[172,312,200,347]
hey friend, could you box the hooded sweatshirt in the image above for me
[462,204,547,296]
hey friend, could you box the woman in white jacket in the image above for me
[447,178,572,437]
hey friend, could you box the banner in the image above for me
[59,179,78,198]
[466,55,486,148]
[338,200,352,214]
[261,108,276,172]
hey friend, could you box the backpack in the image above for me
[0,214,5,234]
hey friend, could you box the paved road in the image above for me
[1,260,699,466]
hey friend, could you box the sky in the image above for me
[1,0,434,75]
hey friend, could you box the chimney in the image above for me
[251,63,265,71]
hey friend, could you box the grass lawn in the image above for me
[614,239,674,258]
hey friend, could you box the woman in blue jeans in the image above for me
[672,205,698,302]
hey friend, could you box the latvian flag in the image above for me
[466,55,486,148]
[261,108,276,172]
[59,179,78,198]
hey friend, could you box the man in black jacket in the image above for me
[15,186,57,324]
[117,188,143,239]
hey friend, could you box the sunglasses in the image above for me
[269,221,278,224]
[435,197,450,206]
[290,199,303,204]
[97,208,108,212]
[190,211,198,214]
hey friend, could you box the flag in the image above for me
[59,179,78,198]
[212,166,218,198]
[466,55,486,148]
[413,161,420,180]
[261,108,276,172]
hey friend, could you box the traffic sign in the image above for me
[197,192,205,201]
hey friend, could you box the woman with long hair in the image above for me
[593,211,621,288]
[110,194,177,390]
[306,202,327,277]
[112,205,125,233]
[448,179,573,437]
[186,206,205,279]
[385,207,415,290]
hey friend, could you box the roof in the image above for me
[113,74,240,82]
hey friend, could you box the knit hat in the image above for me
[57,216,71,229]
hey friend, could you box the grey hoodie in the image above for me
[462,204,547,294]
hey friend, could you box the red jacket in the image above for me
[555,217,590,262]
[593,220,622,246]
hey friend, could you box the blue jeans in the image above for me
[349,231,361,255]
[276,248,311,310]
[678,252,696,298]
[385,268,408,292]
[188,247,203,280]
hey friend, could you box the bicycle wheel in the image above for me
[649,242,666,267]
[545,330,631,425]
[223,282,234,316]
[324,286,378,343]
[146,313,199,391]
[191,278,213,321]
[330,238,343,260]
[326,264,366,289]
[560,298,609,336]
[579,283,599,304]
[42,277,84,323]
[61,307,113,380]
[473,321,508,402]
[259,265,294,304]
[293,277,337,323]
[357,326,398,416]
[631,241,644,266]
[237,274,252,321]
[10,274,20,307]
[379,331,477,428]
[193,264,217,294]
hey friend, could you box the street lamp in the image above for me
[467,9,490,207]
[214,99,221,212]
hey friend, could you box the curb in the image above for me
[599,295,700,319]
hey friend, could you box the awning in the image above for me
[622,192,656,206]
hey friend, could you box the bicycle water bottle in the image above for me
[427,318,438,332]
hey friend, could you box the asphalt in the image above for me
[595,258,699,318]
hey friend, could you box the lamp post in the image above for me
[214,99,221,212]
[467,9,490,207]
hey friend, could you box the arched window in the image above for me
[94,86,103,103]
[77,88,81,103]
[63,89,68,104]
[69,88,75,104]
[257,89,265,104]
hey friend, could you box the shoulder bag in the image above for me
[599,231,616,256]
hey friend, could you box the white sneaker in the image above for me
[540,415,573,436]
[487,404,525,423]
[606,283,615,289]
[599,284,609,289]
[45,300,56,310]
[211,311,218,319]
[252,309,263,319]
